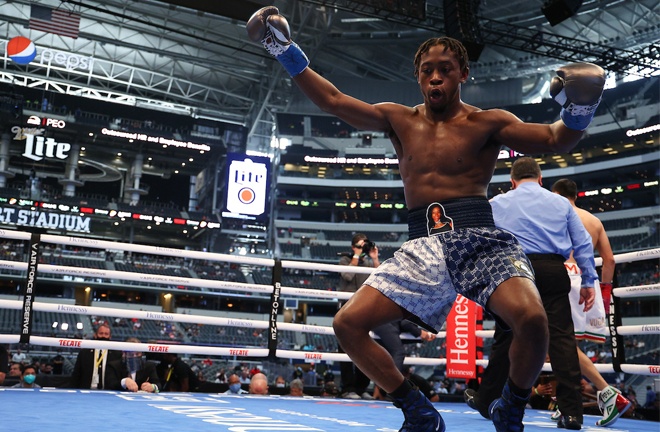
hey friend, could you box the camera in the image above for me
[362,240,376,255]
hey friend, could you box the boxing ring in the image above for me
[2,388,657,432]
[0,229,658,431]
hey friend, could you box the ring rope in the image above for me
[282,259,375,275]
[613,284,660,298]
[0,260,274,296]
[2,329,655,376]
[0,229,274,266]
[0,259,355,300]
[0,334,270,358]
[1,297,656,375]
[2,261,657,302]
[1,229,658,269]
[615,324,660,336]
[595,248,660,265]
[0,296,647,342]
[0,229,658,377]
[0,299,269,329]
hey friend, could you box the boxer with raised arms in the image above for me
[247,7,606,432]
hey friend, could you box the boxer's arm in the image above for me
[247,7,393,133]
[567,207,599,290]
[594,221,615,285]
[487,109,585,154]
[490,62,605,154]
[293,69,394,133]
[594,221,615,310]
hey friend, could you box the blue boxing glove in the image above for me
[550,63,606,131]
[246,7,309,77]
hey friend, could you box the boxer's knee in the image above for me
[333,305,370,345]
[513,305,548,346]
[332,307,354,343]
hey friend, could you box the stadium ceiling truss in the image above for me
[0,6,261,123]
[302,0,660,78]
[0,0,657,153]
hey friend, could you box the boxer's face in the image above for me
[417,45,468,111]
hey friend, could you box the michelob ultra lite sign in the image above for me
[223,153,271,220]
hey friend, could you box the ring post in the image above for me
[20,232,42,344]
[269,259,282,358]
[608,289,626,373]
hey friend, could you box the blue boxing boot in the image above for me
[489,379,530,432]
[390,380,445,432]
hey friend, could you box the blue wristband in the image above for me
[559,95,601,131]
[560,107,596,131]
[277,42,309,77]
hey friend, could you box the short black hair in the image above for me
[414,37,469,78]
[551,178,578,200]
[23,364,37,375]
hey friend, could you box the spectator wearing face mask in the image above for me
[275,375,287,389]
[223,373,248,395]
[12,364,41,389]
[120,337,160,393]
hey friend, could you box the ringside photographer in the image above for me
[336,233,379,400]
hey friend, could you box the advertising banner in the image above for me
[445,294,477,379]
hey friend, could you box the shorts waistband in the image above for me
[408,197,494,240]
[526,253,565,262]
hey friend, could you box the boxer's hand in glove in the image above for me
[247,6,309,77]
[550,62,606,131]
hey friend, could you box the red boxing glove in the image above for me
[600,282,613,313]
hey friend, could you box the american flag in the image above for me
[29,5,80,39]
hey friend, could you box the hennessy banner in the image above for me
[608,291,625,373]
[475,305,484,379]
[445,295,477,379]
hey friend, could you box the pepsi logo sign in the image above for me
[40,48,93,71]
[6,36,37,65]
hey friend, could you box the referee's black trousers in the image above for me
[476,254,584,422]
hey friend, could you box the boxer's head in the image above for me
[414,37,469,78]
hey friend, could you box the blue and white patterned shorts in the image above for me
[365,226,534,332]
